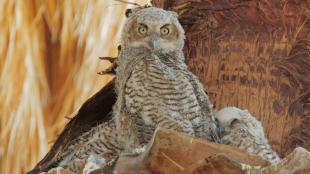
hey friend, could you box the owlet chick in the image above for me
[114,7,219,151]
[35,7,219,173]
[215,107,280,164]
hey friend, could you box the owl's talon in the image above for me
[83,154,107,174]
[83,155,117,174]
[132,145,147,155]
[121,145,147,157]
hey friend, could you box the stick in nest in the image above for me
[98,45,120,75]
[114,0,144,7]
[98,57,117,75]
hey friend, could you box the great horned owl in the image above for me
[33,7,219,174]
[215,107,280,164]
[114,7,219,151]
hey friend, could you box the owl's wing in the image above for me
[133,115,156,145]
[27,79,116,174]
[187,72,213,115]
[184,71,220,142]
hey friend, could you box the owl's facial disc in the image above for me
[122,7,185,52]
[131,22,179,52]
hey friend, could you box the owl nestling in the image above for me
[215,107,280,164]
[115,7,219,150]
[34,7,219,174]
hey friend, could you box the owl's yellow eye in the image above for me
[160,27,170,35]
[138,25,148,35]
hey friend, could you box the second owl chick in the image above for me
[215,107,280,164]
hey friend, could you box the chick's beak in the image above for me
[150,33,159,50]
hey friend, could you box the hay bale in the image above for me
[0,0,150,173]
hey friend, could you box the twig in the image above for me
[64,116,72,120]
[114,0,143,7]
[99,57,116,63]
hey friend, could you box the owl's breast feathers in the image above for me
[122,52,207,133]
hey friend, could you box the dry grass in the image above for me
[0,0,150,173]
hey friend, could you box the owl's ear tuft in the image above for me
[125,9,133,17]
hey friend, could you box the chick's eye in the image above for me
[138,26,147,35]
[160,27,170,35]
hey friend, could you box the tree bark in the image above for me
[152,0,310,157]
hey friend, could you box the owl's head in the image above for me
[121,7,185,53]
[215,107,266,140]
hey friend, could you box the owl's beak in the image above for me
[150,33,159,50]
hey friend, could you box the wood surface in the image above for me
[152,0,310,157]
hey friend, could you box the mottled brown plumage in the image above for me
[28,80,116,174]
[114,7,218,152]
[56,117,122,173]
[215,107,280,164]
[30,7,219,174]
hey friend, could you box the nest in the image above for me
[41,128,310,174]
